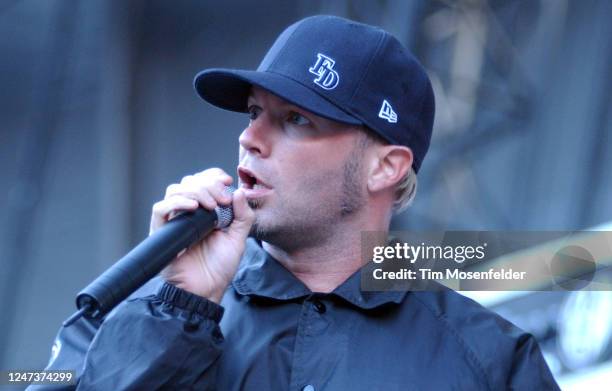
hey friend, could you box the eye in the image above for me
[287,111,310,126]
[247,105,262,121]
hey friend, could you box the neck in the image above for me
[263,207,391,293]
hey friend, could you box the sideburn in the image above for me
[339,135,369,216]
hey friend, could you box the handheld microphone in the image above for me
[63,188,235,327]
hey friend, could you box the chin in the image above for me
[250,222,278,243]
[248,212,287,244]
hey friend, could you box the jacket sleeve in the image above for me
[506,333,560,390]
[28,281,224,391]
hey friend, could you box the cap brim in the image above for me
[194,69,362,125]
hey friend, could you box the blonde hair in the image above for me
[360,129,418,214]
[392,167,417,214]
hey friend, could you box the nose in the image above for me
[239,117,272,158]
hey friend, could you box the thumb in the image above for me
[226,188,255,239]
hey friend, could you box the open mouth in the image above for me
[238,166,270,190]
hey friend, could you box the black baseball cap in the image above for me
[194,15,435,173]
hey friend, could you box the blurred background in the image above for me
[1,0,611,389]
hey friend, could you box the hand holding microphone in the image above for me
[151,168,254,303]
[65,168,254,326]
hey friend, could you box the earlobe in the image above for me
[367,146,413,193]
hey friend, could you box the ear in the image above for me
[367,146,413,193]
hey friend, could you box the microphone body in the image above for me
[72,200,234,323]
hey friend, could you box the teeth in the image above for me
[240,180,254,189]
[253,183,266,190]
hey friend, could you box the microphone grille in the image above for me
[214,186,235,229]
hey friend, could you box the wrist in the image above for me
[173,281,227,304]
[156,282,224,322]
[197,286,225,304]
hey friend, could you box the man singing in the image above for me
[35,15,559,390]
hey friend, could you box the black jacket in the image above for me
[31,239,560,390]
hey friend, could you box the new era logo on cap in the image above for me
[308,53,340,90]
[378,100,398,123]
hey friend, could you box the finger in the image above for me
[152,196,199,224]
[176,175,232,206]
[165,183,180,198]
[166,185,218,210]
[195,168,234,185]
[193,170,234,204]
[150,197,199,234]
[206,180,233,205]
[226,188,255,238]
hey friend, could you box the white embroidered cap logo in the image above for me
[378,99,398,123]
[309,53,340,90]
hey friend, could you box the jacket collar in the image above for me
[232,239,407,309]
